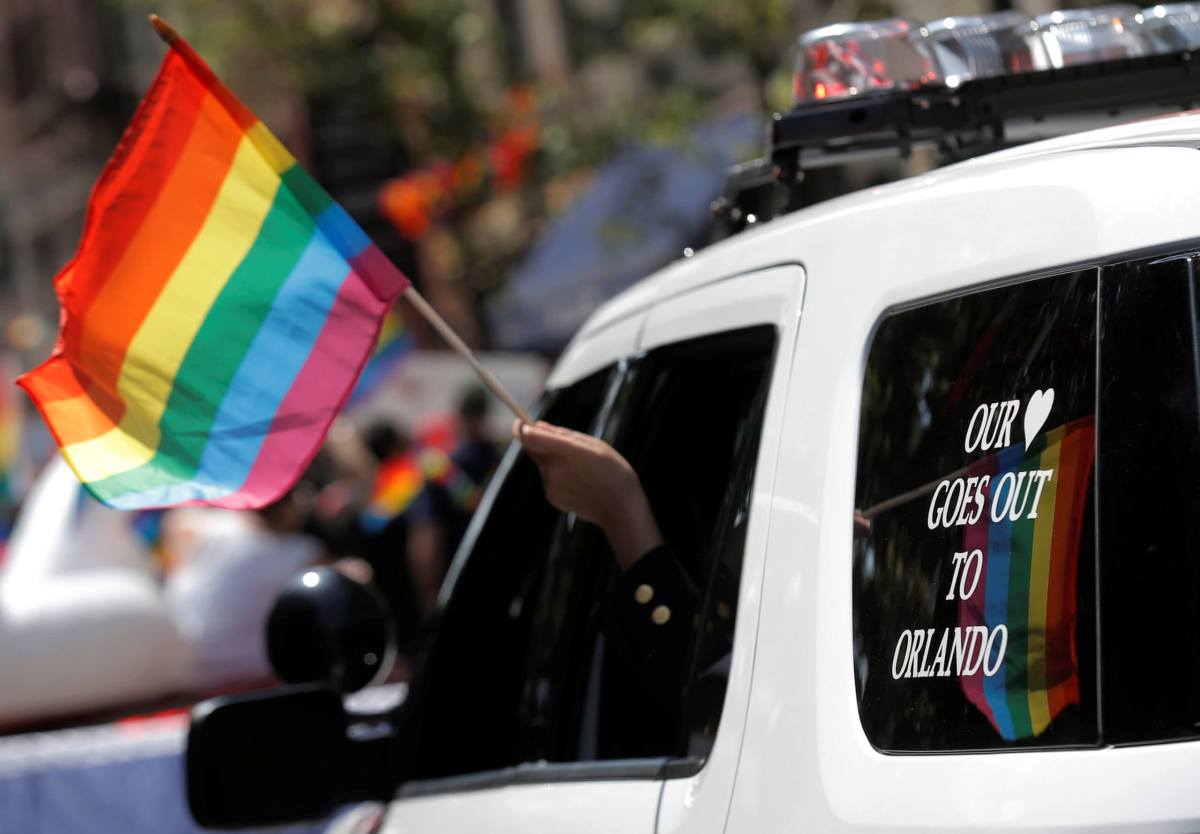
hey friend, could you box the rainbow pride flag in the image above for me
[420,447,483,513]
[958,417,1095,740]
[0,355,22,504]
[0,356,20,566]
[348,310,414,407]
[361,454,425,533]
[18,26,409,510]
[360,446,482,533]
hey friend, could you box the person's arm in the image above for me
[513,420,662,570]
[515,420,706,711]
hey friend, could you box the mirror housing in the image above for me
[186,684,345,829]
[266,567,396,692]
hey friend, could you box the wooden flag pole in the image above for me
[148,14,179,43]
[401,288,534,425]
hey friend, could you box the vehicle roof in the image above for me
[570,109,1200,345]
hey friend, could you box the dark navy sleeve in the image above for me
[595,545,703,712]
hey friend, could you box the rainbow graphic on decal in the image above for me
[958,417,1095,740]
[18,28,410,510]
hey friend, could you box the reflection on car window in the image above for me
[853,272,1099,752]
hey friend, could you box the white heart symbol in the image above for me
[1023,388,1054,450]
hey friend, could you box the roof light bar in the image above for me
[1032,5,1147,68]
[919,11,1041,88]
[794,18,937,103]
[1140,3,1200,50]
[793,4,1184,104]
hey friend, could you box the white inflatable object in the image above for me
[164,508,318,692]
[0,458,191,726]
[2,457,149,585]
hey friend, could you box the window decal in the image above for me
[956,415,1094,741]
[853,272,1097,751]
[885,411,1095,739]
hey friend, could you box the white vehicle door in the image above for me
[640,264,805,834]
[380,264,803,834]
[378,315,663,834]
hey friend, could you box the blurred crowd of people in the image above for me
[309,385,501,662]
[0,382,502,730]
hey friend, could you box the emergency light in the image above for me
[1142,2,1200,50]
[795,18,934,102]
[794,3,1197,103]
[919,11,1039,88]
[712,2,1200,241]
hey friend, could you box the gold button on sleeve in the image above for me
[717,601,732,621]
[651,605,671,625]
[635,584,654,605]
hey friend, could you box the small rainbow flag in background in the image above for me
[348,310,414,407]
[359,447,482,533]
[0,355,22,504]
[0,356,21,566]
[18,21,410,510]
[421,447,483,514]
[361,454,426,532]
[958,417,1095,740]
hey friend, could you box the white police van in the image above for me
[188,6,1200,832]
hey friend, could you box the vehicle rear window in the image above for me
[852,271,1099,752]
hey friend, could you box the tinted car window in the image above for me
[406,367,615,781]
[681,357,772,761]
[853,272,1099,751]
[514,326,777,765]
[406,322,777,783]
[1099,254,1200,744]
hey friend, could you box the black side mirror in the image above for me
[186,685,346,829]
[187,570,405,828]
[266,567,396,692]
[187,682,406,829]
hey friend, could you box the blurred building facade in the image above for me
[0,0,135,362]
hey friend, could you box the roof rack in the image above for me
[712,48,1200,240]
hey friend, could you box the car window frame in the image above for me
[395,325,781,799]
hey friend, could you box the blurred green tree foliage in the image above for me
[107,0,850,332]
[120,0,801,152]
